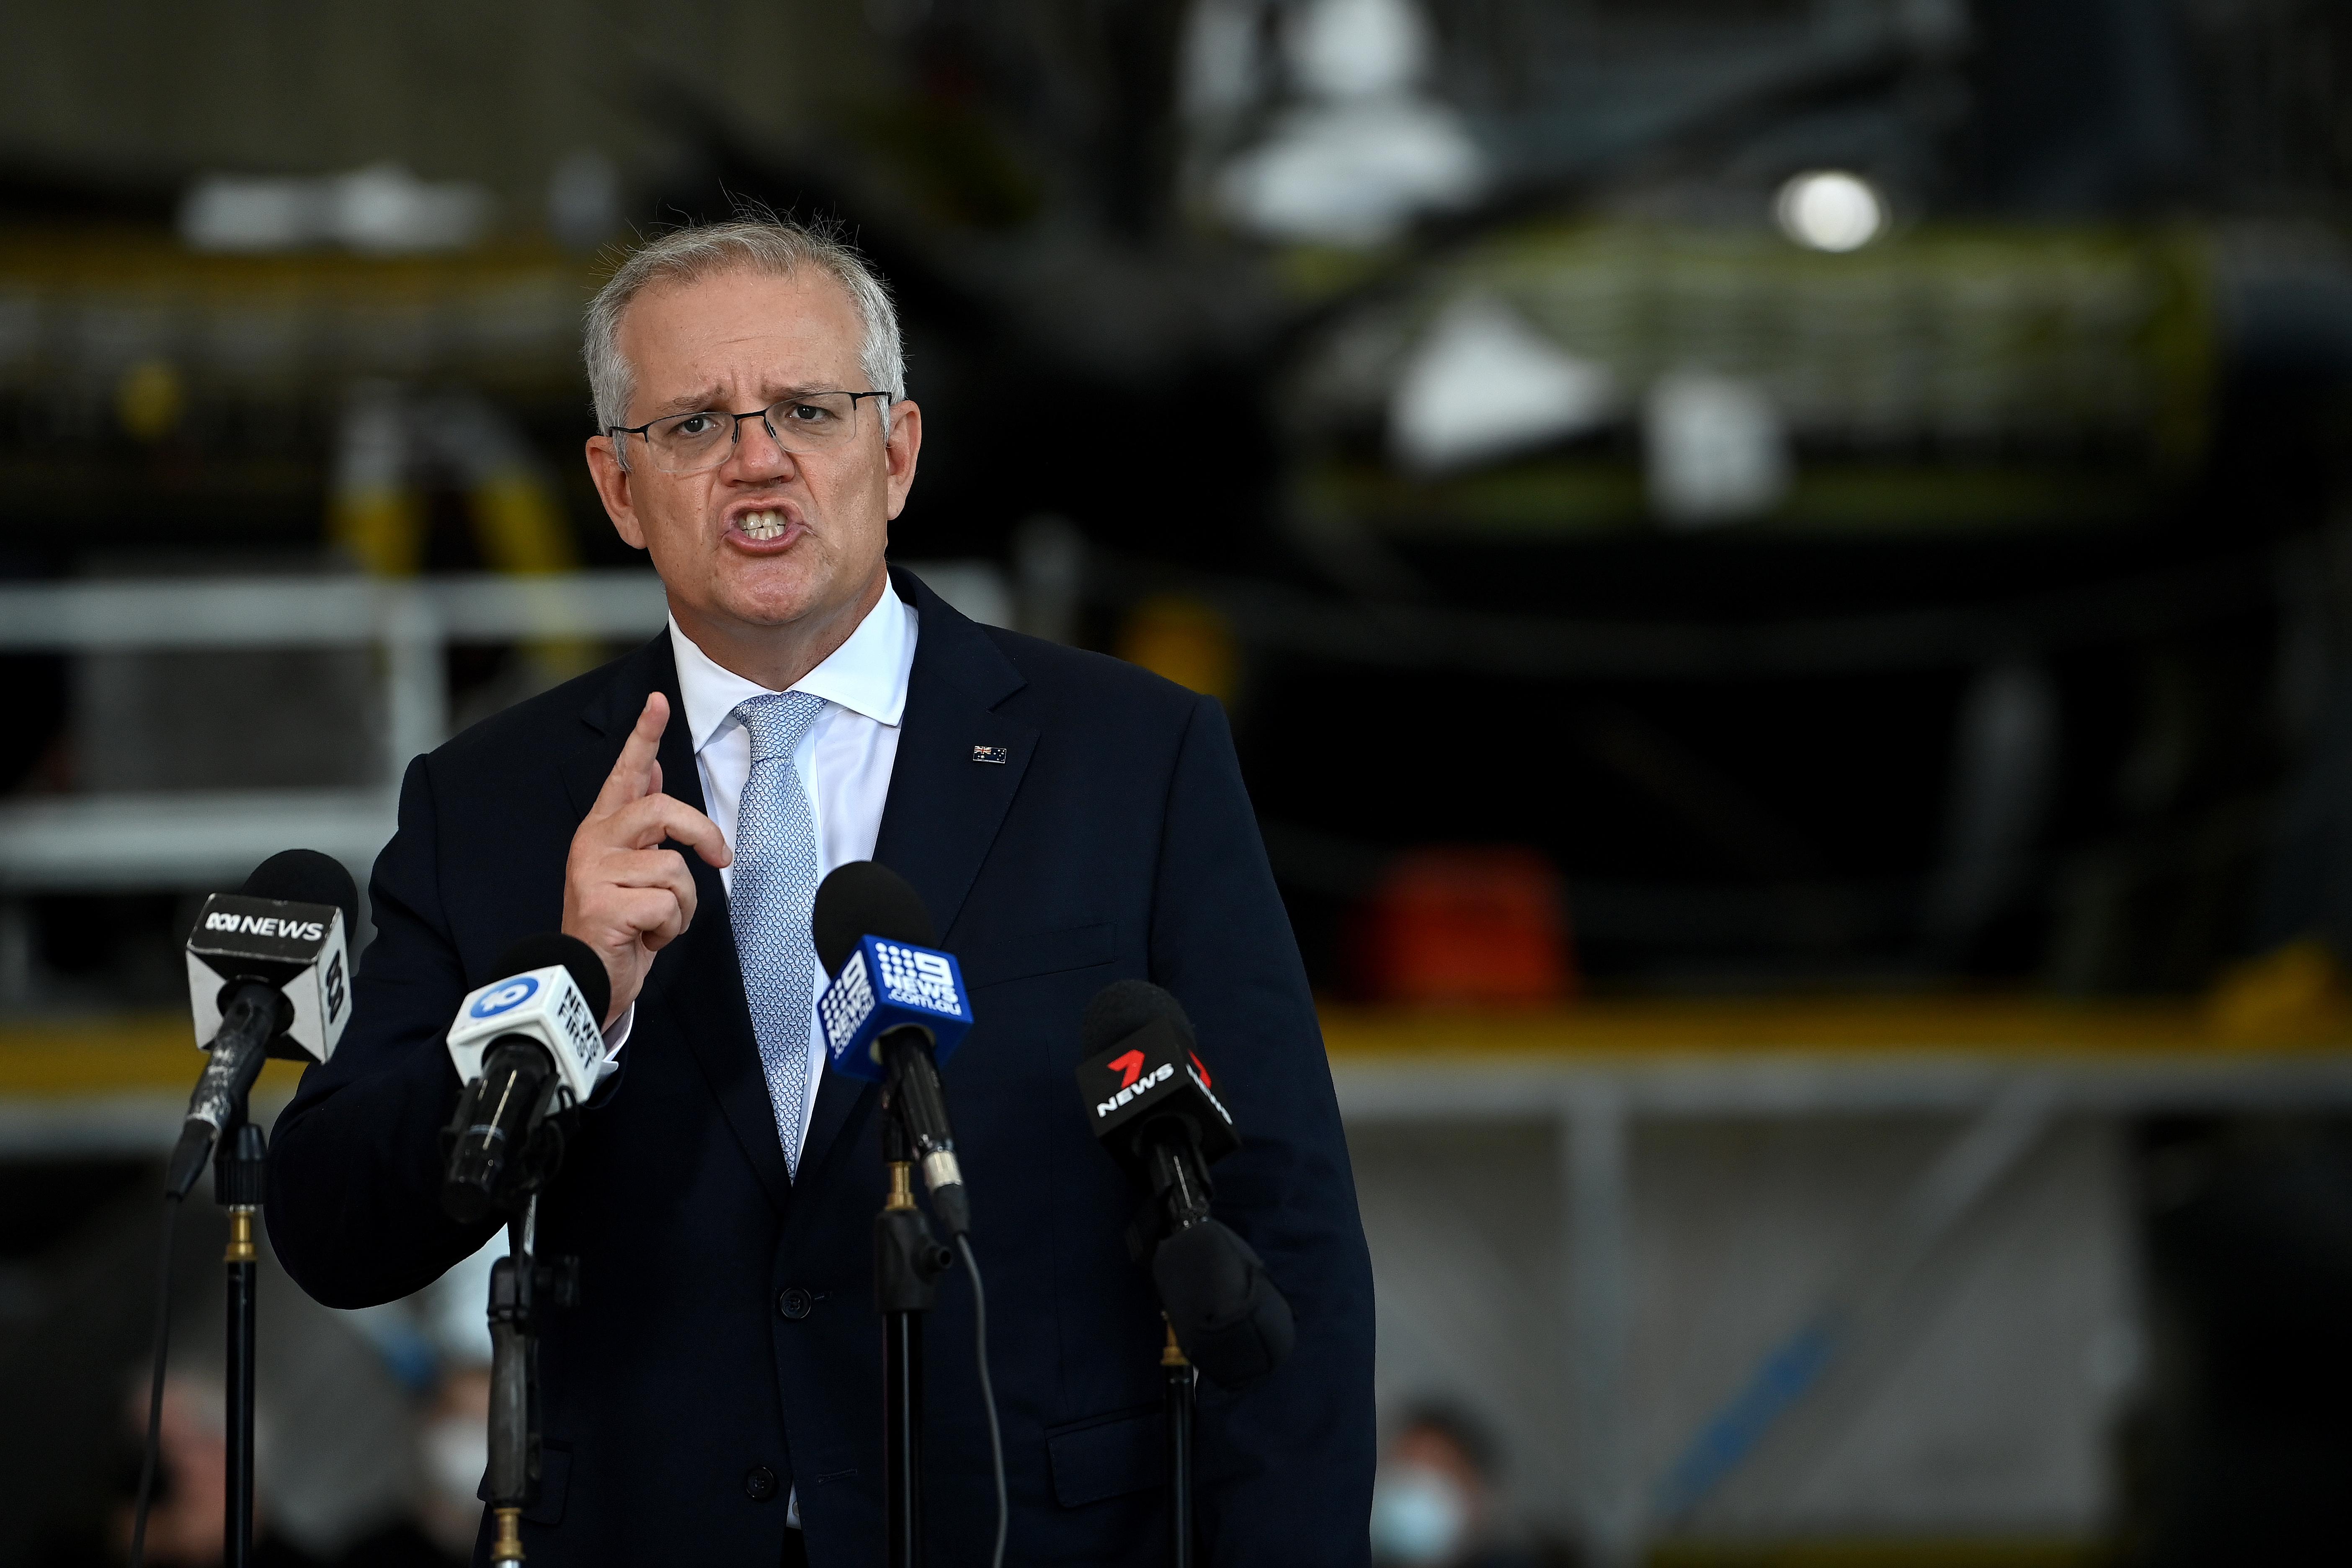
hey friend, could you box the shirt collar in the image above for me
[667,578,914,755]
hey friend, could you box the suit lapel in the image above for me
[560,634,667,822]
[873,567,1037,937]
[567,632,793,1215]
[795,568,1036,1189]
[657,857,793,1216]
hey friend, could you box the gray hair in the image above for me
[583,216,905,438]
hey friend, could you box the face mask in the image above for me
[1370,1463,1471,1565]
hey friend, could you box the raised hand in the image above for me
[562,692,731,1025]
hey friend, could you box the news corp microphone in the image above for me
[166,850,359,1198]
[1077,980,1295,1389]
[813,861,975,1237]
[439,934,611,1225]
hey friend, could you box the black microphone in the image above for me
[167,850,360,1198]
[1078,980,1295,1389]
[812,861,973,1236]
[438,934,612,1225]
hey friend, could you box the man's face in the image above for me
[584,266,919,637]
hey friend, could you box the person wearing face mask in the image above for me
[1370,1404,1550,1568]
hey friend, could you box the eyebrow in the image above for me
[643,382,842,419]
[645,387,724,418]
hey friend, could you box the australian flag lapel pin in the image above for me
[972,744,1009,765]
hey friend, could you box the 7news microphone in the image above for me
[1077,980,1295,1388]
[814,861,975,1236]
[439,934,612,1224]
[167,850,359,1198]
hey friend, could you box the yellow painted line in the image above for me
[1318,997,2352,1059]
[9,996,2349,1099]
[0,1014,306,1096]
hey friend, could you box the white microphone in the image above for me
[168,850,358,1198]
[440,934,611,1224]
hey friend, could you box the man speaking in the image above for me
[264,217,1375,1565]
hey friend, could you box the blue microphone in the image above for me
[814,862,975,1235]
[818,934,974,1082]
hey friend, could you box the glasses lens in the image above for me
[763,392,861,452]
[644,410,737,475]
[632,394,867,475]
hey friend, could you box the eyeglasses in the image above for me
[607,390,892,476]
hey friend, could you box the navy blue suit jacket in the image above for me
[264,569,1375,1565]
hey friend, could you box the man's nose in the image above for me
[723,413,798,481]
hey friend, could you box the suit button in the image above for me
[745,1465,779,1503]
[777,1287,812,1320]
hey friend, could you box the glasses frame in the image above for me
[606,389,895,475]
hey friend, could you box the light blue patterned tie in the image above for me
[729,691,829,1176]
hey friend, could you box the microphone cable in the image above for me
[955,1233,1007,1568]
[128,1189,184,1567]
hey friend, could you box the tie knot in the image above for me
[733,691,827,763]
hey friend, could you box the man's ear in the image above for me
[585,435,647,550]
[882,400,923,522]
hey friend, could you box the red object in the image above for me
[1354,848,1576,1006]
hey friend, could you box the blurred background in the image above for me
[3,0,2351,1563]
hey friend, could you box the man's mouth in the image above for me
[737,510,791,542]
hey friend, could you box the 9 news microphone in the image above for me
[167,850,359,1198]
[439,934,611,1225]
[1078,980,1295,1389]
[813,861,975,1237]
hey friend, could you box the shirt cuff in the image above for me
[593,1004,634,1083]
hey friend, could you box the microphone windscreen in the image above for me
[493,932,612,1025]
[813,861,936,975]
[1081,978,1197,1057]
[241,849,359,931]
[1152,1217,1297,1389]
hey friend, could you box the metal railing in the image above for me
[0,572,671,892]
[0,565,1025,895]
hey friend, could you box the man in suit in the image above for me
[265,217,1375,1565]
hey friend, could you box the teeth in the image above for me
[738,510,787,541]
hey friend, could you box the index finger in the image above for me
[591,692,671,818]
[608,792,732,867]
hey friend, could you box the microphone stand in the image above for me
[1163,1319,1195,1568]
[485,1202,536,1568]
[1142,1123,1211,1568]
[875,1092,952,1568]
[214,1113,267,1568]
[484,1197,580,1565]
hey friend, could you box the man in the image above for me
[265,217,1375,1566]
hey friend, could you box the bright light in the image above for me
[1773,170,1885,253]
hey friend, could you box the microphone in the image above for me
[167,850,359,1198]
[1077,980,1295,1389]
[813,861,975,1236]
[439,934,612,1225]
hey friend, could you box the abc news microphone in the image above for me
[1078,980,1296,1389]
[439,934,613,1224]
[168,850,359,1198]
[813,861,975,1237]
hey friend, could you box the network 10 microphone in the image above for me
[813,861,975,1237]
[1076,980,1295,1389]
[439,934,611,1225]
[168,850,360,1199]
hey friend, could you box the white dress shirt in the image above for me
[597,582,918,1163]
